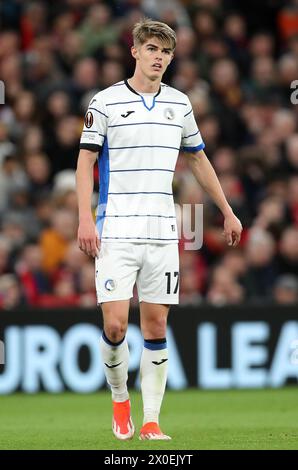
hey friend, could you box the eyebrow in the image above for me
[146,43,172,52]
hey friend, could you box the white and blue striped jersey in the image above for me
[80,79,205,243]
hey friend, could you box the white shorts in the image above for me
[95,242,179,304]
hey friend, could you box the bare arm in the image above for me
[76,149,100,257]
[183,149,243,246]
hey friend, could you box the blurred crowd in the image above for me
[0,0,297,309]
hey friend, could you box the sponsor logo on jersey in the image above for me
[121,110,135,118]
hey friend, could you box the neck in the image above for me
[128,69,161,94]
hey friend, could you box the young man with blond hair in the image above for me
[76,18,242,441]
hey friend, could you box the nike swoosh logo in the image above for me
[121,111,135,118]
[152,359,168,366]
[104,362,122,369]
[90,98,97,105]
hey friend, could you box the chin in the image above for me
[148,72,162,80]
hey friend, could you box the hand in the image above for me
[78,218,100,258]
[223,212,243,247]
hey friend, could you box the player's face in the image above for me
[132,37,174,80]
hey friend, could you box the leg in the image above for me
[95,242,139,439]
[99,300,134,440]
[139,301,171,440]
[136,244,179,440]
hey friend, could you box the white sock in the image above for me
[140,338,168,425]
[99,332,129,402]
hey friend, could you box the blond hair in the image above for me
[132,18,176,50]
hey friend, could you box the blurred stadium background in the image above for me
[0,0,297,450]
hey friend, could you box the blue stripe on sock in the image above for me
[102,330,125,347]
[144,340,167,351]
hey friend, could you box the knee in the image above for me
[104,321,127,343]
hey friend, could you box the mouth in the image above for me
[152,63,162,71]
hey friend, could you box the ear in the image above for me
[131,46,139,60]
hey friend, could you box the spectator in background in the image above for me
[0,237,12,276]
[0,155,28,213]
[15,243,50,305]
[277,226,298,276]
[287,175,298,225]
[220,248,247,284]
[206,265,245,305]
[69,58,100,105]
[1,213,27,266]
[142,0,190,27]
[79,3,120,55]
[45,115,81,174]
[244,228,278,301]
[253,196,287,240]
[42,91,73,141]
[20,126,44,156]
[56,29,84,75]
[209,58,246,147]
[0,122,15,165]
[179,250,205,305]
[52,241,90,295]
[273,274,298,304]
[0,274,25,310]
[285,134,298,173]
[277,53,298,105]
[39,208,77,274]
[24,152,52,196]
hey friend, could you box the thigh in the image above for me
[95,242,138,303]
[137,243,179,305]
[100,299,130,328]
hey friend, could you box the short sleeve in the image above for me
[80,94,108,152]
[181,97,205,153]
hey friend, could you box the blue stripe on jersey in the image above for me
[181,142,205,152]
[106,100,142,106]
[155,101,187,106]
[109,168,174,173]
[184,109,193,117]
[97,138,110,236]
[108,145,180,151]
[108,122,183,129]
[89,107,108,118]
[108,191,172,195]
[104,214,175,218]
[183,130,200,139]
[101,237,178,241]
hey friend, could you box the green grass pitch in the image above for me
[0,388,297,450]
